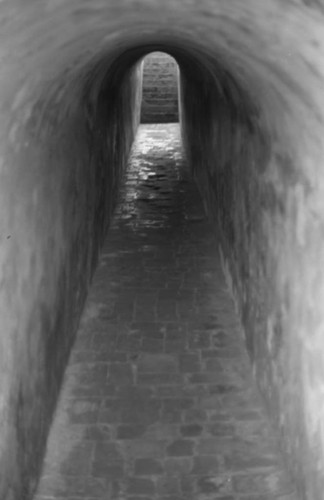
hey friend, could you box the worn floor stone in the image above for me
[34,124,298,500]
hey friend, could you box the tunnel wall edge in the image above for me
[179,67,322,500]
[0,63,142,499]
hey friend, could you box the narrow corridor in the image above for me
[35,125,297,500]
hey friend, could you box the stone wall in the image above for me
[179,45,324,500]
[141,52,179,123]
[0,54,142,499]
[0,2,324,500]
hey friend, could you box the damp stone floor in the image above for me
[34,124,298,500]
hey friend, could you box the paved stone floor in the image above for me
[34,124,298,500]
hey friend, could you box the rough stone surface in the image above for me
[0,57,142,500]
[179,28,324,497]
[1,2,324,499]
[34,125,298,500]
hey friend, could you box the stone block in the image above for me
[137,353,178,373]
[197,475,233,495]
[67,399,100,424]
[180,423,203,437]
[109,362,134,384]
[191,455,223,475]
[232,470,295,495]
[92,442,123,468]
[164,457,193,475]
[138,373,184,385]
[127,477,156,495]
[117,424,147,439]
[124,439,167,458]
[178,353,201,373]
[134,458,163,475]
[166,439,195,456]
[156,476,181,495]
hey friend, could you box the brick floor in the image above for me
[34,124,298,500]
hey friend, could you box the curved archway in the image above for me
[0,3,323,500]
[140,51,179,123]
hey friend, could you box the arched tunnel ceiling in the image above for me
[2,0,324,181]
[1,2,324,500]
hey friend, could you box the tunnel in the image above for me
[1,1,324,500]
